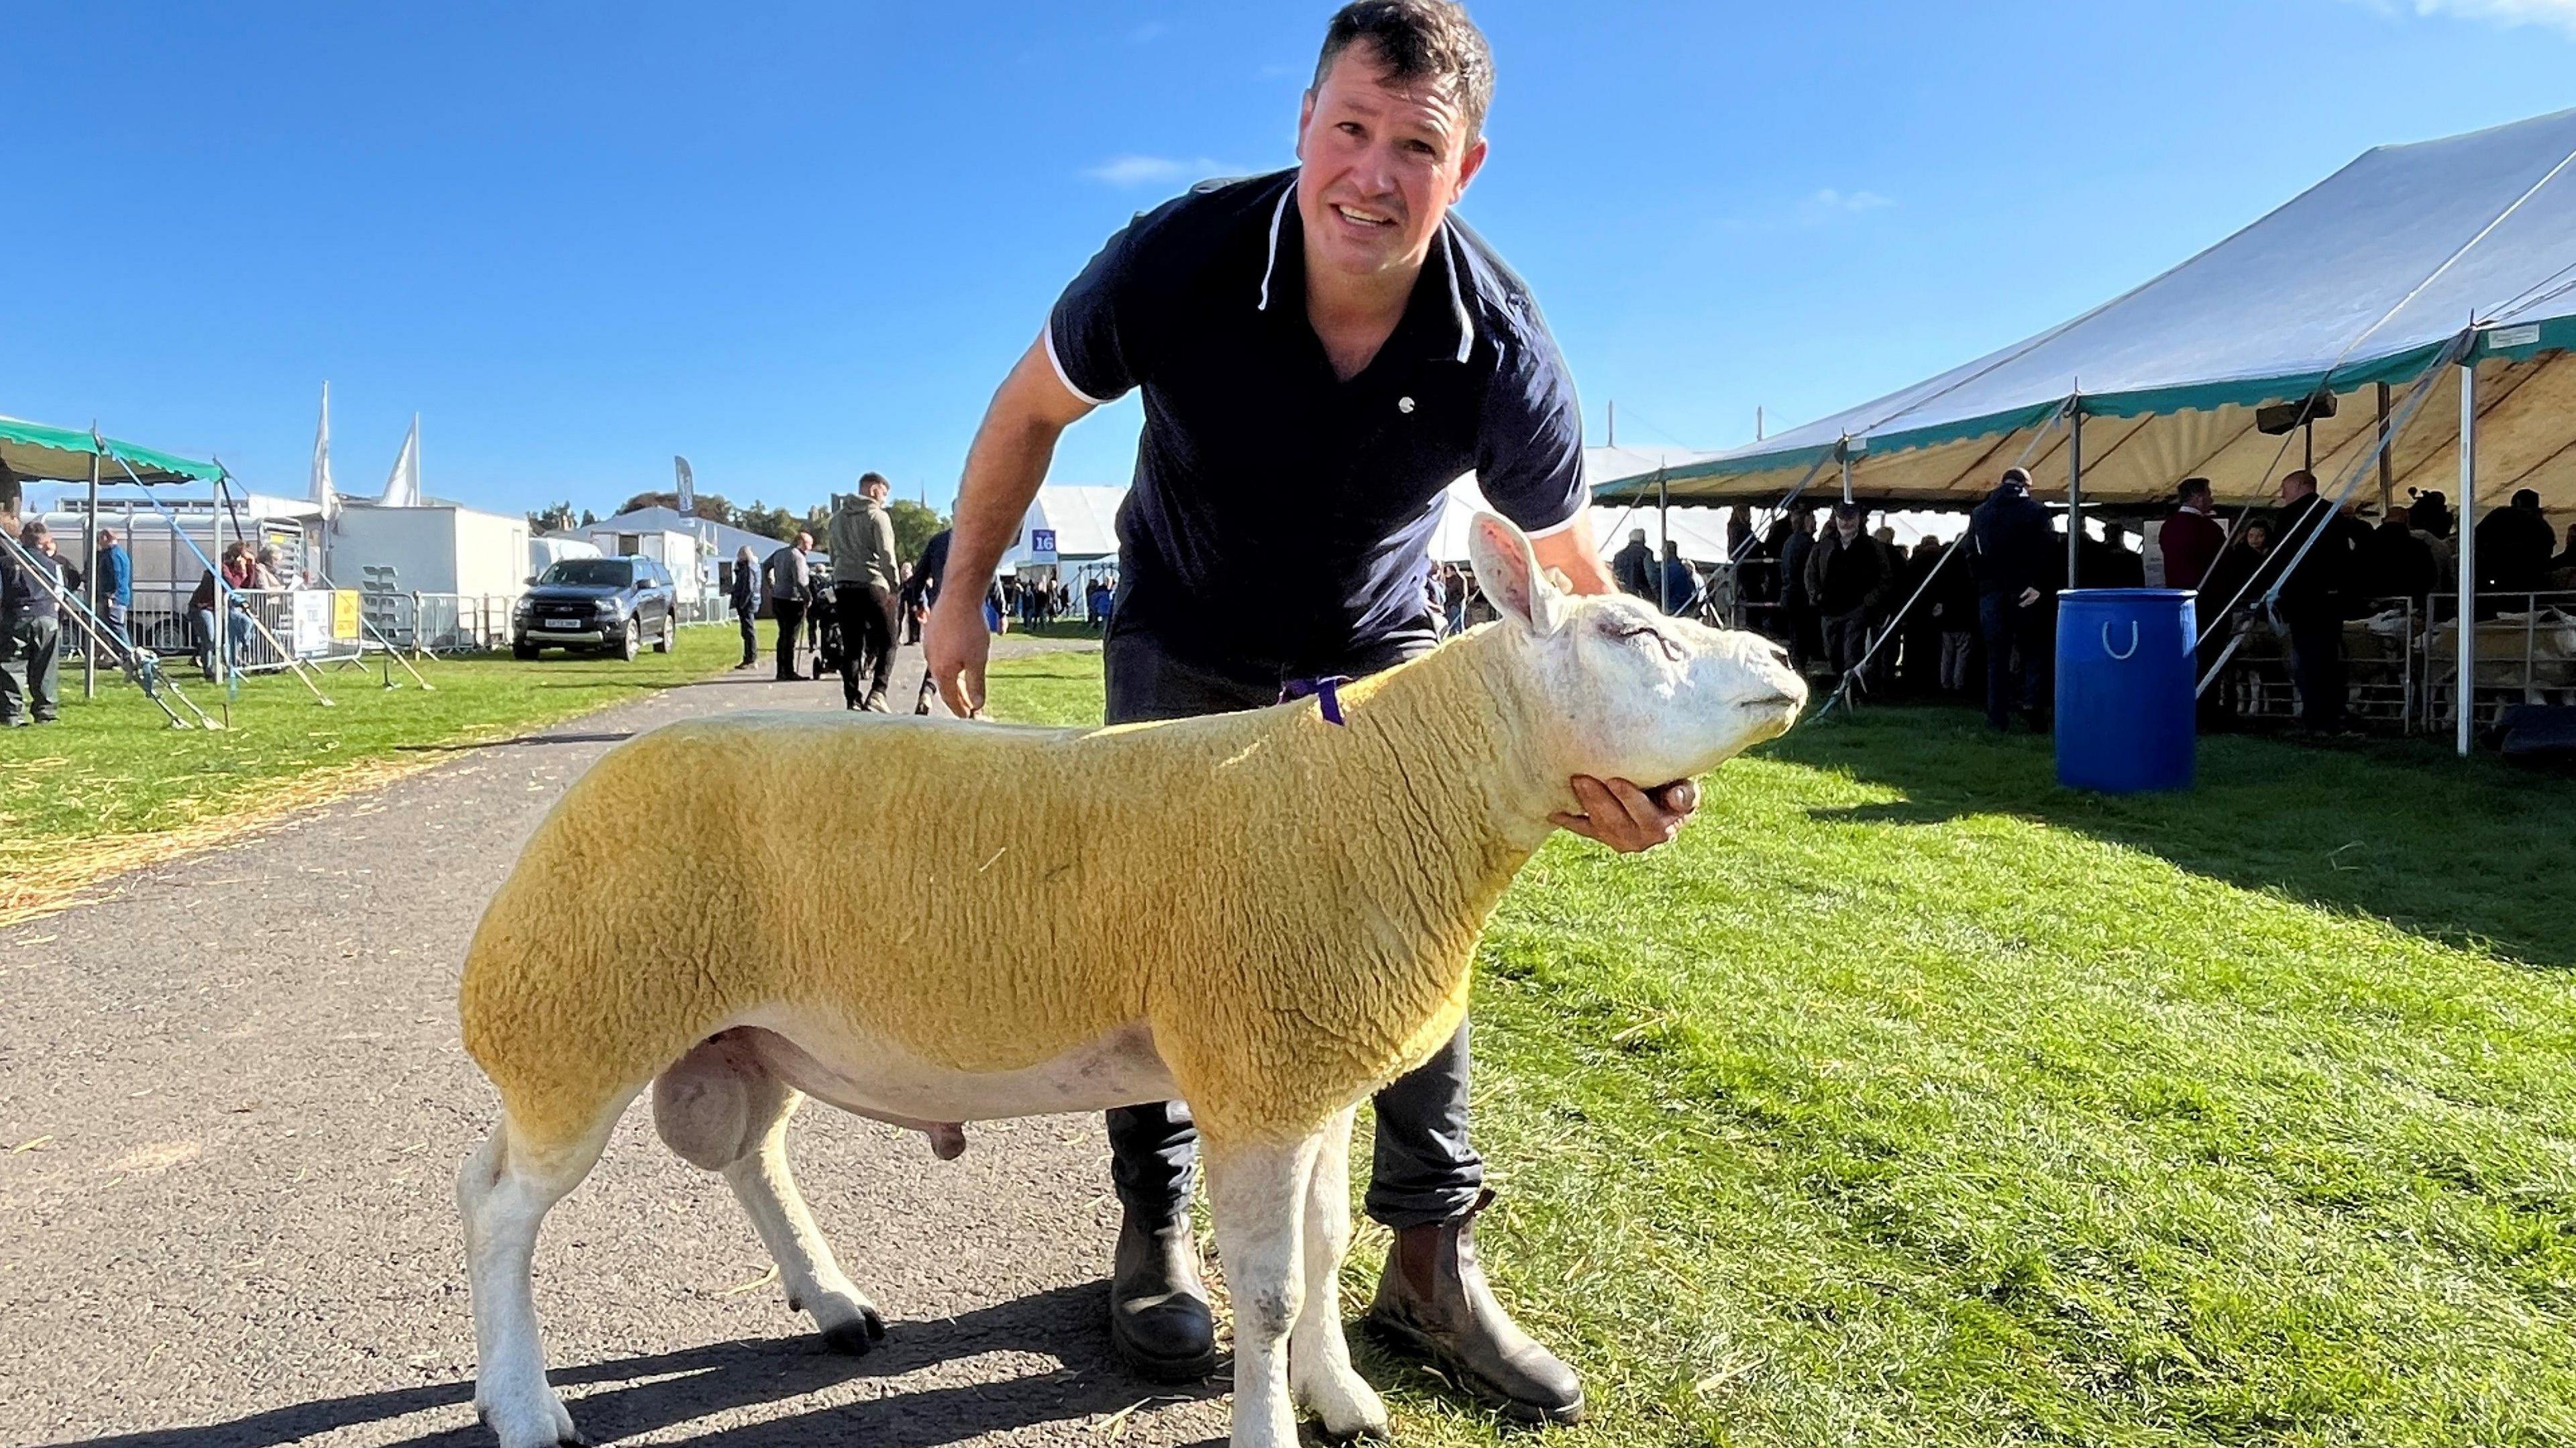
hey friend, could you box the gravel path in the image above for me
[0,632,1234,1448]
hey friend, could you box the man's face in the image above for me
[1835,515,1859,540]
[33,534,54,556]
[1295,42,1487,287]
[796,533,812,550]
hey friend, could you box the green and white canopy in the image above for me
[0,414,224,486]
[1597,107,2576,512]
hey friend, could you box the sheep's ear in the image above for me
[1468,512,1564,634]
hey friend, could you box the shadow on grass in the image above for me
[1780,703,2576,969]
[396,730,637,753]
[51,1284,1225,1448]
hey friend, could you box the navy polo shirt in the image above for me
[1048,168,1585,673]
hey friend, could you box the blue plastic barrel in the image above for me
[2054,589,2198,792]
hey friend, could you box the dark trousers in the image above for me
[835,583,898,705]
[0,614,62,722]
[1822,607,1872,679]
[2285,608,2346,730]
[771,599,806,679]
[1979,592,2051,728]
[1101,622,1480,1231]
[734,604,758,666]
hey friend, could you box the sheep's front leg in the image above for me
[1208,1130,1325,1448]
[1291,1107,1388,1443]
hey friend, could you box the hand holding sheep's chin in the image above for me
[1552,775,1699,853]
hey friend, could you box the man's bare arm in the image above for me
[923,333,1095,716]
[1528,512,1613,596]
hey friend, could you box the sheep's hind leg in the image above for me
[459,1100,629,1448]
[1208,1129,1326,1448]
[1290,1107,1388,1443]
[651,1033,886,1353]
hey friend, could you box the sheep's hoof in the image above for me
[820,1307,888,1355]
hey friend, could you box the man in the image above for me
[763,531,816,681]
[729,545,763,670]
[1657,539,1697,616]
[2356,506,2437,608]
[1776,504,1819,670]
[1,520,74,725]
[922,3,1690,1424]
[2271,469,2365,732]
[2160,478,2224,592]
[900,526,951,646]
[2475,488,2557,595]
[829,477,902,711]
[1967,467,2054,731]
[1807,502,1890,681]
[1610,527,1654,600]
[95,526,135,665]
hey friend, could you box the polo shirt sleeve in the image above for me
[1475,323,1586,539]
[1046,217,1149,408]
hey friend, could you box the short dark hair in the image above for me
[2000,467,2031,488]
[2514,488,2542,509]
[1313,1,1495,139]
[2178,476,2212,502]
[859,471,890,491]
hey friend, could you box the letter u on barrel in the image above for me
[2056,588,2198,792]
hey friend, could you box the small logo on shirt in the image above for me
[1397,396,1415,414]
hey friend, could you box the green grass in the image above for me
[0,626,743,877]
[979,653,2576,1448]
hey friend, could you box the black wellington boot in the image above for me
[1108,1209,1219,1382]
[1366,1189,1584,1425]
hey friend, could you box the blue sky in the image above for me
[7,1,2575,520]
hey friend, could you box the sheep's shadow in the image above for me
[48,1284,1225,1448]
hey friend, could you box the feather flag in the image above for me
[379,414,421,507]
[309,382,337,518]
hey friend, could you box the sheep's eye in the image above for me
[1609,622,1686,663]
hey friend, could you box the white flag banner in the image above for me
[674,455,695,514]
[379,414,421,507]
[310,382,337,518]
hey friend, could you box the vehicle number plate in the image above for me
[547,617,580,629]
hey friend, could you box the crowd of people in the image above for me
[1690,463,2574,736]
[0,511,344,723]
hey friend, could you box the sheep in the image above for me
[454,512,1807,1448]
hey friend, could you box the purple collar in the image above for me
[1277,675,1351,726]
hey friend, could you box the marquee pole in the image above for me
[2456,359,2478,757]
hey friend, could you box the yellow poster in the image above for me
[333,590,362,640]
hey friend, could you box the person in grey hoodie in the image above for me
[828,473,902,710]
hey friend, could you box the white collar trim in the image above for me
[1257,177,1478,364]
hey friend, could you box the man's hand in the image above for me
[2018,586,2041,608]
[924,591,990,718]
[1552,776,1699,852]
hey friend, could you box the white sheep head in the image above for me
[1466,510,1808,789]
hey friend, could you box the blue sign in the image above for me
[1030,528,1058,555]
